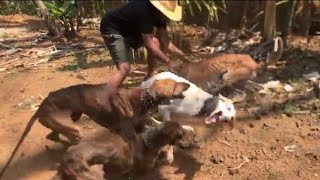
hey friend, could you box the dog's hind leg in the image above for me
[39,116,83,144]
[39,117,62,143]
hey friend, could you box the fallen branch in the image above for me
[219,171,226,180]
[0,42,14,49]
[292,110,311,115]
[131,70,147,75]
[50,46,105,59]
[0,57,20,67]
[229,156,249,170]
[261,148,273,160]
[0,48,23,57]
[217,139,233,148]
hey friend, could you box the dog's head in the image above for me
[156,121,198,149]
[203,94,236,125]
[148,79,190,103]
[57,155,103,180]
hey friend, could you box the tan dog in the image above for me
[0,79,190,179]
[171,37,284,98]
[54,121,197,180]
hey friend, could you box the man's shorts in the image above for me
[102,33,143,65]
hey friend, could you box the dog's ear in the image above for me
[218,93,234,104]
[148,80,160,99]
[149,79,189,99]
[173,82,190,98]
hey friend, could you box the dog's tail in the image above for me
[252,36,284,69]
[0,114,39,179]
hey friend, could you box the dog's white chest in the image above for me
[170,85,209,115]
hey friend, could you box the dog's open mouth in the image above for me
[205,111,222,124]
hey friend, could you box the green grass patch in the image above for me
[288,77,304,85]
[58,63,79,71]
[283,103,299,115]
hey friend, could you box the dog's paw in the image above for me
[150,116,162,125]
[46,132,61,142]
[182,125,194,132]
[166,146,174,164]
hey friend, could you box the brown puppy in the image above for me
[171,37,284,95]
[54,121,196,180]
[0,79,190,179]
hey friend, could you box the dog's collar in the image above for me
[140,88,157,109]
[143,127,159,149]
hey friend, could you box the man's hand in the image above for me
[166,60,177,72]
[104,88,117,112]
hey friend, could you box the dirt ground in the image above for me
[0,14,319,180]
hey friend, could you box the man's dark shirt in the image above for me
[100,1,167,39]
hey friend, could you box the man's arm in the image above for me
[142,33,170,65]
[156,27,170,53]
[156,28,191,62]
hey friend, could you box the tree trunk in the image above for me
[263,0,276,40]
[76,0,82,31]
[239,0,249,30]
[33,0,60,37]
[278,0,296,47]
[88,0,97,18]
[301,0,315,38]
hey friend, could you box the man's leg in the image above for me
[145,53,156,80]
[102,34,131,111]
[108,62,131,91]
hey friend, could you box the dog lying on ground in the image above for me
[141,72,236,125]
[141,72,235,165]
[0,79,190,179]
[53,121,197,180]
[170,37,284,101]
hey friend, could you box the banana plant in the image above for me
[43,0,77,34]
[183,0,226,23]
[43,0,76,19]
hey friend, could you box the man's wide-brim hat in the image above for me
[149,0,182,21]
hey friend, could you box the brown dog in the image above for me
[0,79,190,179]
[54,121,196,180]
[170,37,284,96]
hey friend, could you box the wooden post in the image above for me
[278,0,296,47]
[239,0,249,30]
[263,0,276,40]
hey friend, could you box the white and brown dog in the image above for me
[141,72,236,126]
[141,72,236,164]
